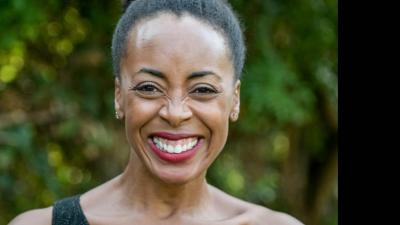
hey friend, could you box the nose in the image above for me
[159,98,193,127]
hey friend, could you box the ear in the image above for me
[115,77,124,120]
[230,80,241,122]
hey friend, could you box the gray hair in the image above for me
[111,0,246,79]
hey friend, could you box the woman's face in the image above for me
[116,13,240,184]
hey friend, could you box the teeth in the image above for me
[176,145,182,153]
[167,145,173,153]
[152,136,198,154]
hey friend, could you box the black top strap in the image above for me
[52,195,90,225]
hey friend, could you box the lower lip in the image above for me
[148,138,203,163]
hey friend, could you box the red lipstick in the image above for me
[148,132,203,163]
[150,132,200,140]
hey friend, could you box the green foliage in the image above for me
[0,1,337,225]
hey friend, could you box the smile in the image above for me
[153,136,198,154]
[148,132,203,163]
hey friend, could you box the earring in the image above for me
[115,111,120,120]
[230,112,238,121]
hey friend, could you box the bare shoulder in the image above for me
[249,205,304,225]
[208,185,304,225]
[8,207,53,225]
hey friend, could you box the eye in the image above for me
[191,86,217,94]
[130,82,164,97]
[189,84,220,99]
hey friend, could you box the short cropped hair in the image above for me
[111,0,246,80]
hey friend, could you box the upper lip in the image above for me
[150,132,201,140]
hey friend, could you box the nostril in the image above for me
[158,100,192,126]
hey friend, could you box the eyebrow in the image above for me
[136,68,165,78]
[189,71,222,81]
[136,67,222,81]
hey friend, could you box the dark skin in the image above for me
[9,13,303,225]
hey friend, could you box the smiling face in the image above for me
[115,13,240,184]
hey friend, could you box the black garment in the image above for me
[52,195,90,225]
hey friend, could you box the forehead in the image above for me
[124,13,233,76]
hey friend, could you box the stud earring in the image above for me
[230,112,238,121]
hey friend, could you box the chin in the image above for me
[154,166,201,185]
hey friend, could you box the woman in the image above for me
[10,0,303,224]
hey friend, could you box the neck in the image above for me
[116,150,212,218]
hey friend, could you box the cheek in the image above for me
[124,96,160,136]
[190,96,231,141]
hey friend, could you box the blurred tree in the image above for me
[0,1,337,225]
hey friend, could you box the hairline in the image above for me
[120,11,234,78]
[112,0,245,80]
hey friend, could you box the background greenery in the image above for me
[0,0,337,224]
